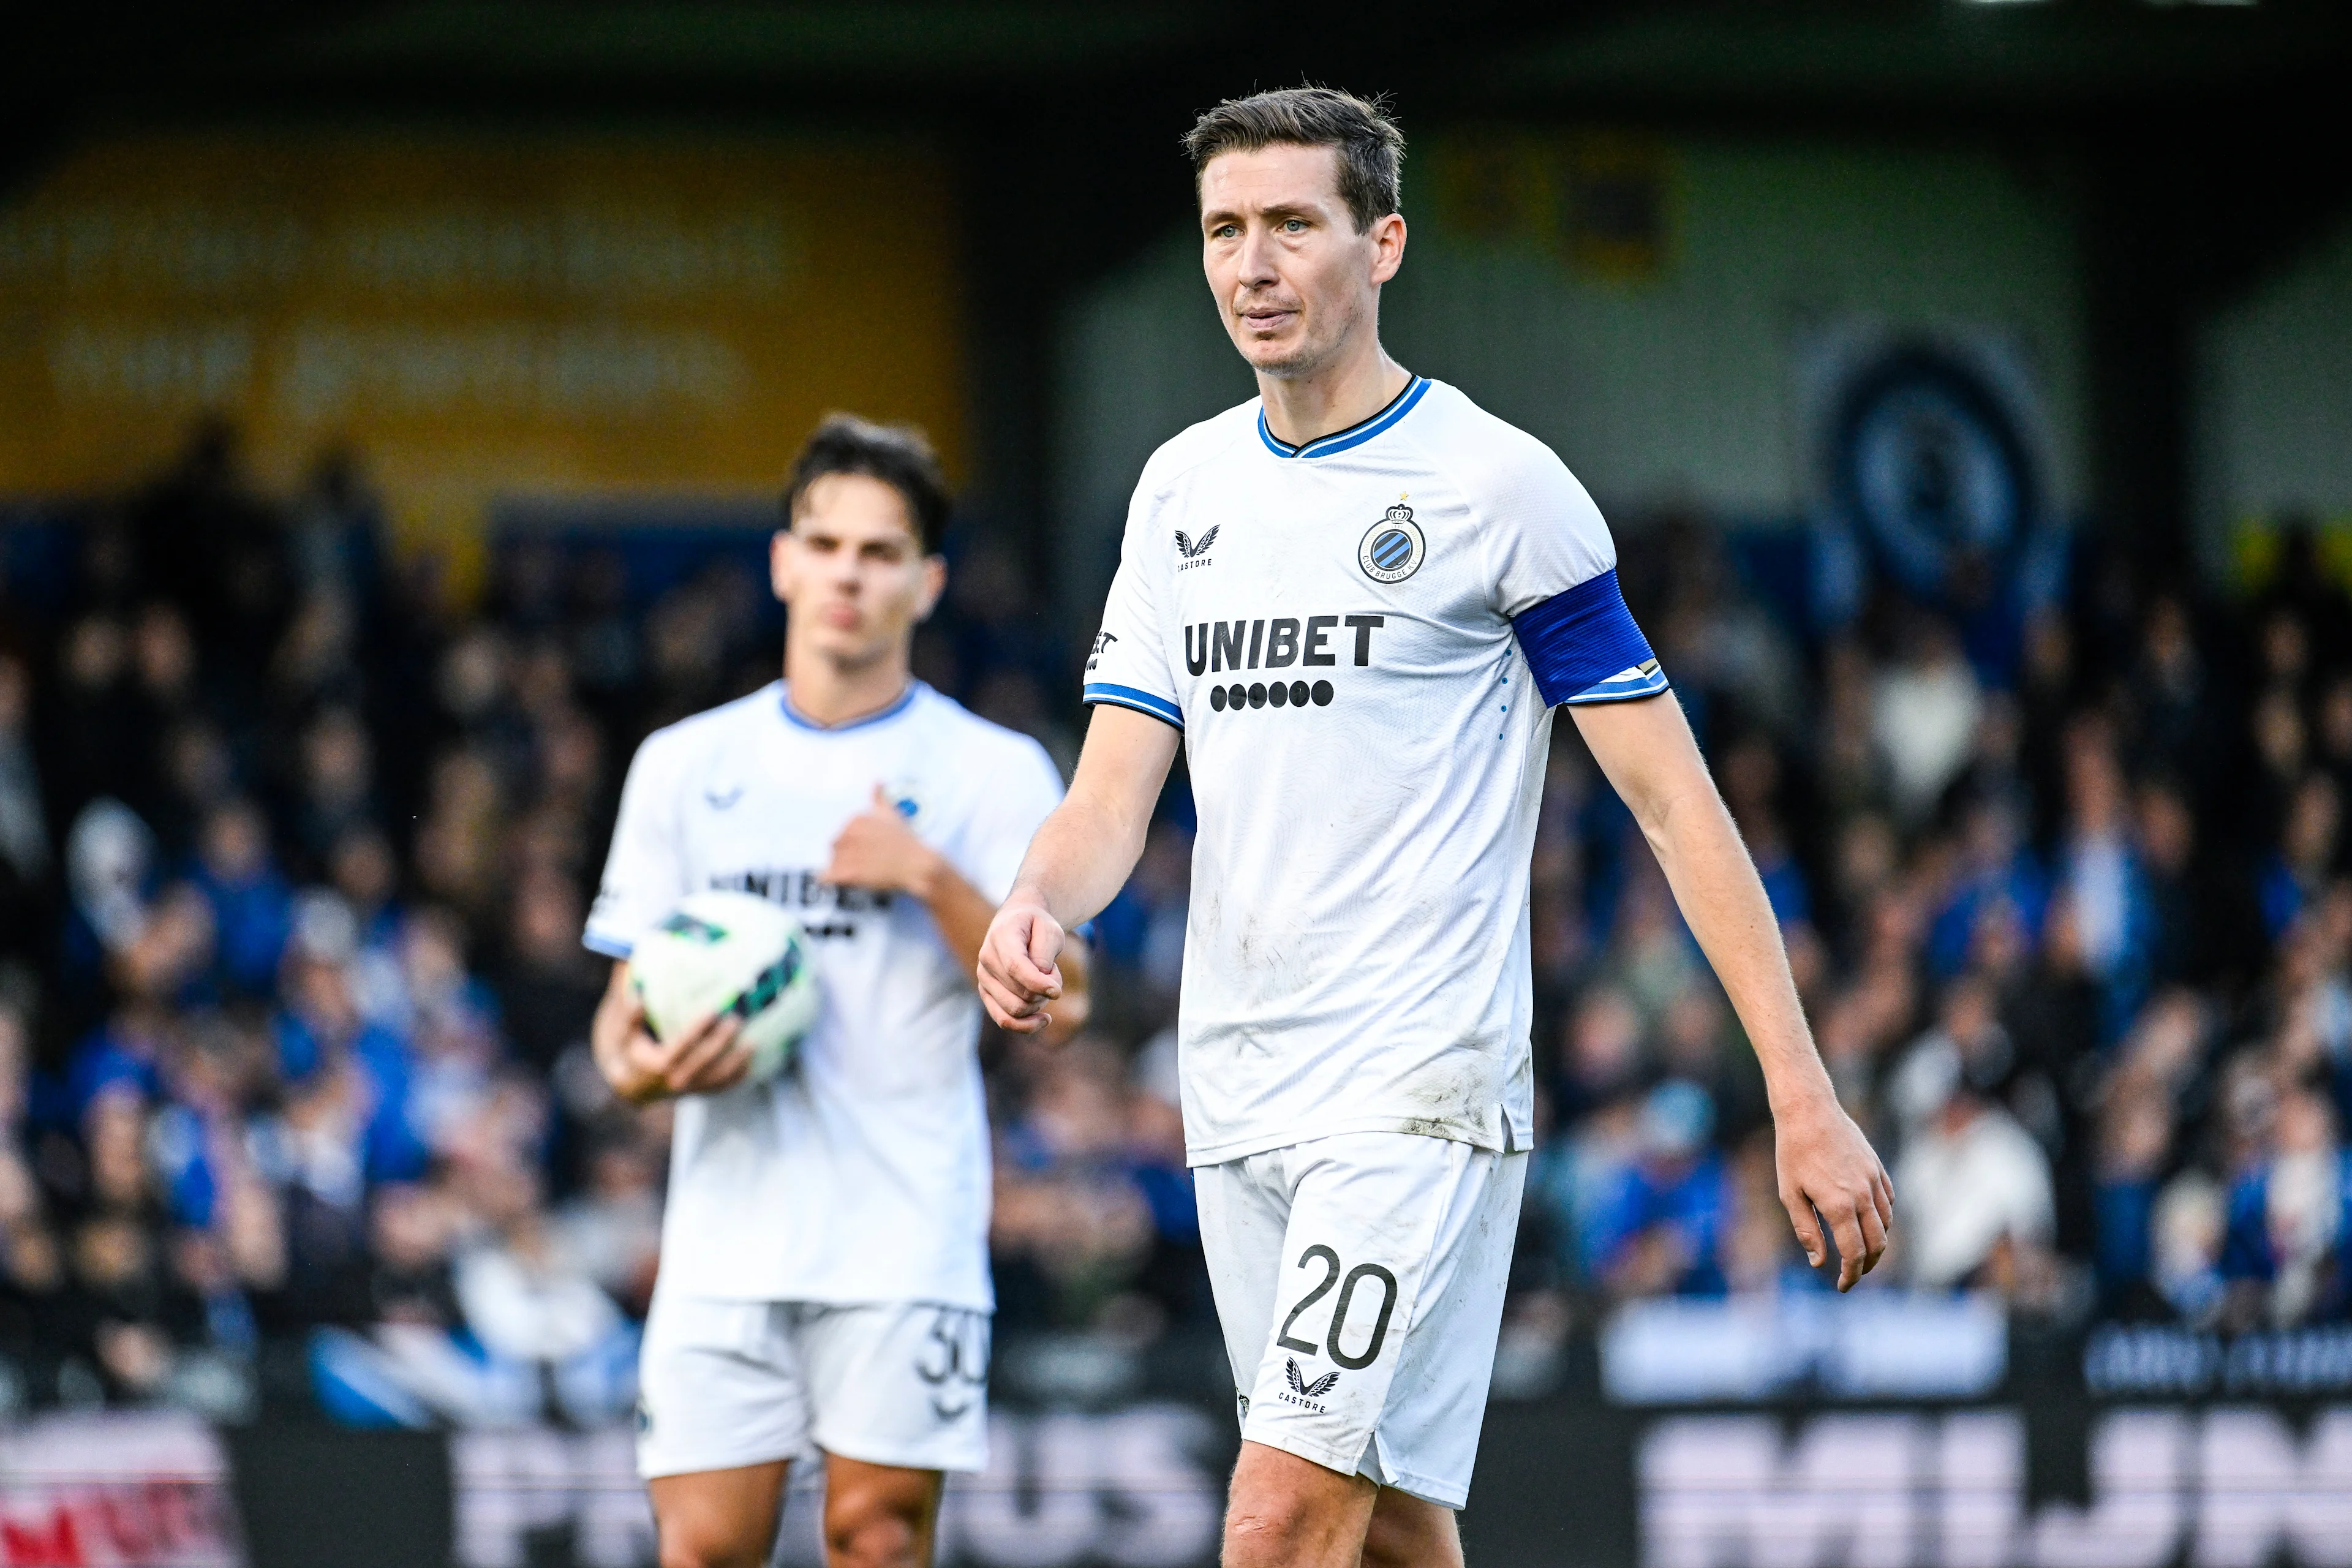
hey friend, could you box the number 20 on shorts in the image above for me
[1275,1245,1399,1370]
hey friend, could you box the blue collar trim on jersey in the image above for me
[778,680,922,733]
[1257,375,1430,461]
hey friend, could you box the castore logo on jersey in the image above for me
[1174,526,1219,570]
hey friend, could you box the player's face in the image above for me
[771,473,945,669]
[1199,143,1405,380]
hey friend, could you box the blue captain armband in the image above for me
[1510,568,1669,707]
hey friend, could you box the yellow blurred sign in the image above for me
[1428,130,1673,283]
[2230,513,2352,596]
[0,130,966,583]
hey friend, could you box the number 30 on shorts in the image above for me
[1273,1245,1399,1371]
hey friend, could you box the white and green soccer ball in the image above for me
[630,891,820,1084]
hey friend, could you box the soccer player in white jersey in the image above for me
[585,416,1082,1568]
[978,89,1894,1568]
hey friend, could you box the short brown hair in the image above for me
[1183,87,1404,235]
[782,414,950,554]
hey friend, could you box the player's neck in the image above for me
[780,643,915,729]
[1257,341,1411,450]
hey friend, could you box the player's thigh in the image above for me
[1235,1135,1526,1508]
[1193,1149,1293,1406]
[648,1462,792,1568]
[638,1294,813,1482]
[794,1302,990,1474]
[1365,1145,1525,1503]
[820,1453,944,1568]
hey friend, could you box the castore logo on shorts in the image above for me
[1280,1357,1340,1413]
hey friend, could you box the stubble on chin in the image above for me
[1251,346,1317,380]
[1236,323,1325,380]
[1233,295,1360,382]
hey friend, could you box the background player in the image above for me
[979,89,1892,1568]
[587,416,1083,1568]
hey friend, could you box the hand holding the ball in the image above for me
[592,967,755,1105]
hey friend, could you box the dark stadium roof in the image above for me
[12,1,2350,122]
[4,0,2346,571]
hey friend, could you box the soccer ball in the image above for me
[630,891,819,1084]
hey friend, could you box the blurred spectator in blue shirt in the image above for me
[2220,1085,2350,1327]
[1718,737,1811,930]
[1929,797,2046,980]
[191,800,292,999]
[2059,722,2156,1041]
[273,932,426,1186]
[1584,1080,1730,1298]
[2261,774,2341,941]
[2150,1170,2228,1326]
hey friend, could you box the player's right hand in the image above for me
[978,898,1064,1035]
[593,967,753,1104]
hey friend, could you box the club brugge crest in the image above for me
[1358,503,1425,584]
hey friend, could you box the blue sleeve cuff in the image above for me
[1083,683,1183,731]
[582,929,635,959]
[1511,568,1666,706]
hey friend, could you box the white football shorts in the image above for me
[636,1294,990,1479]
[1195,1131,1527,1509]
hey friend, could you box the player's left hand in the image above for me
[821,785,940,895]
[1773,1088,1894,1292]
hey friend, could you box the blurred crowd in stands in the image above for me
[1508,517,2352,1344]
[2,420,2351,1427]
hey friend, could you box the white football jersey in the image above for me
[1082,377,1665,1167]
[584,680,1063,1308]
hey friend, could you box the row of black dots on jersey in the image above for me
[1208,679,1336,712]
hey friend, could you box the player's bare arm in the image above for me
[1571,693,1894,1290]
[979,704,1178,1033]
[825,783,1091,1039]
[589,960,752,1105]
